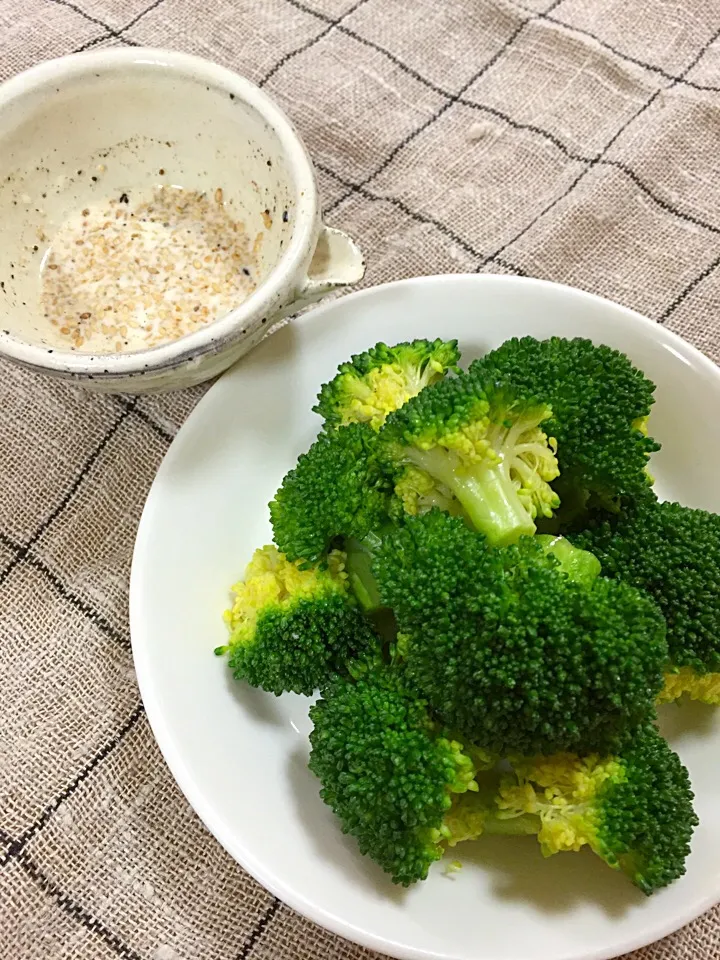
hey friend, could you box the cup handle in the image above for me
[263,225,364,330]
[301,224,365,300]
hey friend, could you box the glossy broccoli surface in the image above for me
[375,510,667,754]
[314,338,460,431]
[379,371,560,546]
[308,665,492,885]
[215,546,377,695]
[572,498,720,703]
[497,724,698,894]
[269,422,392,565]
[469,336,659,515]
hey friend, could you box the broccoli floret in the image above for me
[571,499,720,704]
[215,546,377,695]
[346,527,602,614]
[442,777,540,847]
[269,422,392,565]
[496,724,698,895]
[308,666,495,885]
[379,372,560,546]
[469,337,659,515]
[314,338,460,431]
[375,510,668,754]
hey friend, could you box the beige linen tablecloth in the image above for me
[3,1,720,957]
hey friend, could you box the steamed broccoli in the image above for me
[375,510,668,754]
[215,546,377,695]
[379,371,561,546]
[309,666,503,885]
[469,337,659,517]
[269,422,392,565]
[315,338,460,431]
[496,724,698,894]
[571,498,720,704]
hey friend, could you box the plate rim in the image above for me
[129,273,720,960]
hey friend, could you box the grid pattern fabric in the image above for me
[2,1,720,958]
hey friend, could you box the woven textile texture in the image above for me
[2,0,720,957]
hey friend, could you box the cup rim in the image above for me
[0,47,319,378]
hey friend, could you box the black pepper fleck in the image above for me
[159,168,165,175]
[91,176,97,182]
[282,210,288,222]
[229,93,235,100]
[32,245,38,252]
[242,267,250,276]
[267,159,272,167]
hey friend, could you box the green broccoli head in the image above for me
[308,665,492,885]
[379,371,561,546]
[571,498,720,704]
[497,724,698,895]
[469,336,659,515]
[269,422,393,565]
[314,338,460,431]
[374,510,668,755]
[215,546,377,696]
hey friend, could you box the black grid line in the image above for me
[0,826,15,847]
[511,0,720,93]
[72,33,118,53]
[316,161,525,274]
[284,0,456,97]
[126,402,175,444]
[286,1,720,243]
[474,19,720,272]
[122,0,167,32]
[236,898,282,960]
[259,0,369,88]
[0,531,129,649]
[0,403,134,590]
[659,249,720,323]
[65,0,167,54]
[46,0,122,38]
[324,0,562,216]
[62,0,719,261]
[17,852,144,960]
[1,702,144,867]
[472,92,666,271]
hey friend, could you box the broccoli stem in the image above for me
[406,447,536,545]
[536,535,602,587]
[345,533,384,612]
[482,814,540,837]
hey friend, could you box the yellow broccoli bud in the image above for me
[658,666,720,705]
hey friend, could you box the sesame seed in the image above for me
[40,186,257,353]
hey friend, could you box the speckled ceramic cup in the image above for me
[0,48,364,392]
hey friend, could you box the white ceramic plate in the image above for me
[130,275,720,960]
